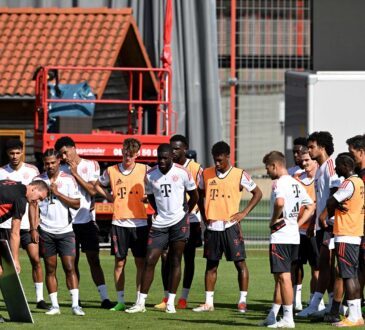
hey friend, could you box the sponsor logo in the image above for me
[172,175,179,182]
[23,173,29,180]
[288,202,299,218]
[116,179,123,185]
[209,180,217,186]
[82,167,88,174]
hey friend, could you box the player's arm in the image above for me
[29,200,40,243]
[94,180,113,202]
[147,194,158,215]
[10,218,21,273]
[298,204,315,228]
[197,188,207,223]
[230,185,262,222]
[270,197,284,227]
[186,188,198,213]
[68,160,98,196]
[51,183,80,209]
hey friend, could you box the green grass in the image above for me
[1,249,335,329]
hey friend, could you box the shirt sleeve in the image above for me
[145,175,153,195]
[328,167,342,189]
[240,170,257,192]
[272,179,285,199]
[299,185,314,206]
[12,198,27,219]
[98,168,110,187]
[88,160,100,182]
[184,170,197,191]
[333,180,355,203]
[68,177,81,199]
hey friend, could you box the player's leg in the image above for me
[155,248,169,309]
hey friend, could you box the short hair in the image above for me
[170,134,189,148]
[336,152,355,170]
[299,146,309,155]
[29,180,49,193]
[6,139,23,151]
[307,131,334,156]
[123,138,141,154]
[157,143,173,154]
[54,136,75,151]
[293,137,307,147]
[346,134,365,151]
[262,151,286,166]
[211,141,230,157]
[43,148,58,159]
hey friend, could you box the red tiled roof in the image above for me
[0,8,155,97]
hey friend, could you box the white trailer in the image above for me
[285,71,365,165]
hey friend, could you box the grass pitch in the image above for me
[0,249,335,329]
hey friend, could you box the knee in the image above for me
[87,253,101,268]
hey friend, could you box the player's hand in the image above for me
[0,265,3,277]
[336,203,348,212]
[319,213,328,229]
[306,222,315,238]
[50,182,59,195]
[30,229,39,244]
[229,211,246,223]
[67,160,78,175]
[14,260,21,274]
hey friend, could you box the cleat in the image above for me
[259,316,277,327]
[125,303,146,314]
[72,306,85,316]
[308,308,327,319]
[275,318,295,328]
[192,304,214,312]
[110,302,126,311]
[154,297,168,310]
[101,299,114,309]
[36,300,50,310]
[333,317,364,327]
[176,298,187,309]
[296,304,325,317]
[323,312,341,323]
[45,306,61,315]
[238,302,247,313]
[165,304,176,314]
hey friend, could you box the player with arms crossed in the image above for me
[126,143,198,314]
[95,138,149,311]
[0,139,48,309]
[261,151,314,328]
[193,141,262,313]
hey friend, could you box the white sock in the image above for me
[117,290,125,304]
[164,290,169,298]
[205,291,214,306]
[310,292,323,308]
[49,292,59,308]
[283,304,294,323]
[268,303,281,319]
[167,293,176,307]
[69,288,79,308]
[181,288,190,300]
[97,284,109,301]
[347,299,358,322]
[35,282,44,302]
[136,291,140,301]
[239,291,247,304]
[138,293,147,306]
[294,284,302,305]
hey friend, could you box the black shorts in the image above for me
[316,226,333,248]
[73,221,100,252]
[270,243,299,274]
[0,228,33,249]
[39,228,76,258]
[359,236,365,269]
[335,242,360,279]
[185,222,202,250]
[111,225,148,259]
[298,234,320,268]
[148,215,190,250]
[203,223,246,262]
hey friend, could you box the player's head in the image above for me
[211,141,230,172]
[307,131,334,160]
[54,136,77,162]
[6,139,24,167]
[299,148,317,173]
[157,143,173,173]
[27,180,49,203]
[170,134,188,164]
[346,134,365,169]
[263,151,286,180]
[122,138,141,167]
[43,149,60,177]
[292,137,307,167]
[335,152,355,178]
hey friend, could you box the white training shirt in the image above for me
[314,158,342,230]
[34,172,81,234]
[61,158,100,224]
[333,176,362,245]
[288,165,305,177]
[146,163,196,228]
[184,159,203,224]
[198,167,257,231]
[0,163,39,230]
[270,175,313,244]
[99,163,148,228]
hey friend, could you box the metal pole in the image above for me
[230,0,237,165]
